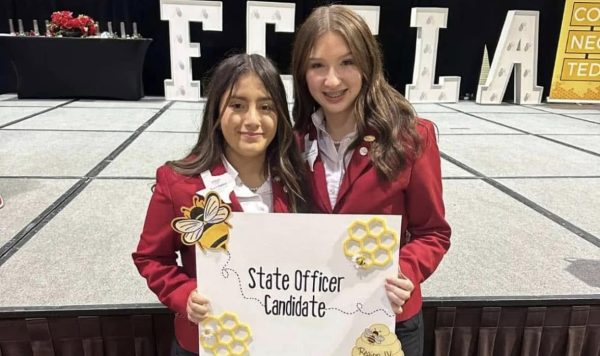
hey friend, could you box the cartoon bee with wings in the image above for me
[171,191,232,250]
[363,327,384,344]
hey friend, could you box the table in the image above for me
[0,35,152,100]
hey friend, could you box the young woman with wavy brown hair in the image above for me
[170,54,308,212]
[134,53,309,356]
[292,5,451,355]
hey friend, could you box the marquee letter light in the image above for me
[405,8,461,103]
[476,11,543,104]
[343,5,381,35]
[161,0,222,101]
[246,1,295,102]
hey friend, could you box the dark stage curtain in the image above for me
[422,305,600,356]
[0,0,566,99]
[0,314,174,356]
[1,305,598,356]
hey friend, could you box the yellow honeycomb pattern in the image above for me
[550,81,600,100]
[200,312,252,355]
[343,217,399,270]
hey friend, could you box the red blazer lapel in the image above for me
[228,192,243,212]
[206,159,290,213]
[335,139,374,210]
[272,179,290,213]
[209,161,227,176]
[304,125,332,213]
[312,156,333,213]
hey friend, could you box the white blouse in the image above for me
[311,109,357,208]
[222,157,272,213]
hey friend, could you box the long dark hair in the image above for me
[168,53,308,212]
[292,5,422,179]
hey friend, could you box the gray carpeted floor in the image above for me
[0,95,598,309]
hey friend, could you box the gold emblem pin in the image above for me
[363,135,376,142]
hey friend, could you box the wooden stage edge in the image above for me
[0,295,599,318]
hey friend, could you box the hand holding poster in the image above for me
[192,204,403,355]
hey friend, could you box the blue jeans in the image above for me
[171,311,424,356]
[396,311,424,356]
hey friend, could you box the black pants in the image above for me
[396,311,424,356]
[171,340,197,356]
[171,311,424,356]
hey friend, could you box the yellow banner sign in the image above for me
[549,0,600,102]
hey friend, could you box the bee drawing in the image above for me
[352,253,368,269]
[363,327,384,344]
[171,191,232,250]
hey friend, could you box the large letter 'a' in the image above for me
[476,11,543,104]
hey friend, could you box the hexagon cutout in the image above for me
[343,239,361,257]
[229,341,248,355]
[217,329,234,345]
[372,248,391,266]
[367,217,386,237]
[348,221,368,240]
[379,231,398,250]
[233,324,251,342]
[362,236,378,253]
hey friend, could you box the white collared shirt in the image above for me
[311,110,357,208]
[222,157,272,213]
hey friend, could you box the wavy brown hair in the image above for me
[168,53,308,212]
[292,5,422,179]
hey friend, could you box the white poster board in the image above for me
[195,212,402,355]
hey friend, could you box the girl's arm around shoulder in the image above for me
[132,164,197,315]
[400,118,451,285]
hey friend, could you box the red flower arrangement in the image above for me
[47,11,98,37]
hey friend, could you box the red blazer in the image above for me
[132,162,290,353]
[299,118,451,322]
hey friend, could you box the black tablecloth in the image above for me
[0,36,152,100]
